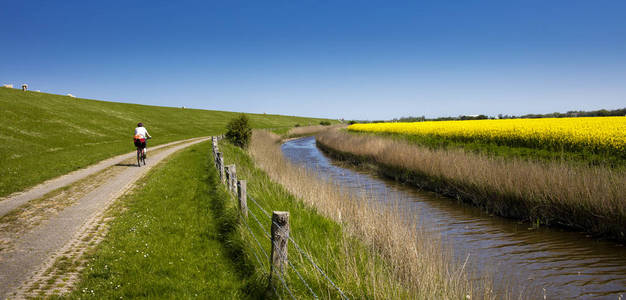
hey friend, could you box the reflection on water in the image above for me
[282,136,626,299]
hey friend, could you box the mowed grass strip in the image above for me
[0,87,335,197]
[63,141,256,299]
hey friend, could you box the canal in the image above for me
[281,136,626,299]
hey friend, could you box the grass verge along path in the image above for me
[0,139,206,298]
[64,141,255,299]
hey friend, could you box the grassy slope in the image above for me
[64,141,259,299]
[0,87,335,197]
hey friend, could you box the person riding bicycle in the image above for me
[133,122,152,158]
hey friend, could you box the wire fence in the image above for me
[250,196,347,300]
[211,137,348,300]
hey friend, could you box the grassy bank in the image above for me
[236,131,490,299]
[218,138,411,298]
[316,129,626,241]
[281,124,346,139]
[64,141,263,298]
[0,87,334,197]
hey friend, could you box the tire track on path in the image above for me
[0,137,209,299]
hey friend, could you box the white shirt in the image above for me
[134,127,150,139]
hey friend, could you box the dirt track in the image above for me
[0,137,206,218]
[0,137,209,299]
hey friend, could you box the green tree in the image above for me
[225,114,252,148]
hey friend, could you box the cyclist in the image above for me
[133,122,152,158]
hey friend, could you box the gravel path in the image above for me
[0,137,206,218]
[0,137,209,299]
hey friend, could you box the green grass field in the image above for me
[0,87,334,197]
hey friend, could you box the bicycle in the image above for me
[136,145,145,167]
[135,136,151,167]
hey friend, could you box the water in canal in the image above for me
[281,136,626,299]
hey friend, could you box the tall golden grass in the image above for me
[284,124,346,139]
[249,130,495,299]
[316,129,626,240]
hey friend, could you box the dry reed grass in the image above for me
[285,124,346,139]
[316,129,626,240]
[250,130,493,299]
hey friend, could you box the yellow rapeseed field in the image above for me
[348,117,626,155]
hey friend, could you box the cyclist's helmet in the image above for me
[137,122,143,127]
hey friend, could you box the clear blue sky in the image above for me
[2,1,625,120]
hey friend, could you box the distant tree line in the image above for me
[348,107,626,124]
[502,107,626,119]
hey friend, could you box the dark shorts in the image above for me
[134,139,147,149]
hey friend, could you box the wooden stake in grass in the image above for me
[212,137,218,159]
[229,165,237,194]
[217,152,225,183]
[237,180,247,218]
[270,211,289,276]
[213,150,218,169]
[224,165,231,187]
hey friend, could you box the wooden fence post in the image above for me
[229,165,237,194]
[237,180,247,218]
[217,152,225,183]
[213,151,218,169]
[214,150,219,168]
[224,166,231,187]
[270,211,289,276]
[212,140,217,166]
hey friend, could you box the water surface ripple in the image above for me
[281,136,626,299]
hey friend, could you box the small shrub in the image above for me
[348,120,357,125]
[320,121,331,126]
[294,124,301,127]
[225,114,252,148]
